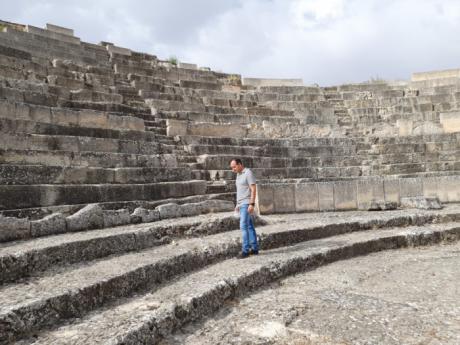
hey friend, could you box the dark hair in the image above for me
[230,158,243,165]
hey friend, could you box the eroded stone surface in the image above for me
[66,204,104,231]
[30,212,66,237]
[163,242,460,345]
[401,196,443,210]
[0,215,30,242]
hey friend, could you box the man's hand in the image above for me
[248,205,254,214]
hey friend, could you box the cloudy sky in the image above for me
[3,0,460,86]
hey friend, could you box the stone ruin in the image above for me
[0,21,459,344]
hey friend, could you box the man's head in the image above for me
[230,158,244,173]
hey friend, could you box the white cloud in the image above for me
[2,0,460,85]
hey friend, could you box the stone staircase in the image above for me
[0,205,459,344]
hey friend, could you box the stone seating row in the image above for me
[1,203,459,343]
[0,28,107,66]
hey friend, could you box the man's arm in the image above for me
[248,184,256,213]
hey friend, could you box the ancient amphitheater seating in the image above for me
[0,24,234,228]
[0,22,460,344]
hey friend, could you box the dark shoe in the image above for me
[250,249,259,255]
[237,252,249,259]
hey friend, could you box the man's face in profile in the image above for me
[230,160,243,174]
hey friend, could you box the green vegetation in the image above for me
[0,24,7,32]
[167,55,178,66]
[227,74,241,85]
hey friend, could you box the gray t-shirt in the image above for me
[236,168,256,206]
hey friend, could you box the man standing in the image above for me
[230,158,259,258]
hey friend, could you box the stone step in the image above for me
[5,206,460,343]
[0,85,59,107]
[68,89,123,103]
[0,148,178,169]
[128,74,177,87]
[0,32,99,66]
[0,117,147,141]
[0,44,32,61]
[24,25,81,45]
[144,119,166,128]
[247,92,326,103]
[147,98,207,113]
[179,79,222,91]
[184,143,355,157]
[145,126,167,135]
[257,86,322,95]
[121,65,219,84]
[0,206,240,283]
[58,100,150,115]
[176,87,240,101]
[0,191,235,221]
[0,180,207,210]
[195,154,335,170]
[0,64,25,81]
[205,181,234,194]
[194,167,322,181]
[158,112,297,128]
[0,164,192,185]
[140,91,198,103]
[0,132,164,155]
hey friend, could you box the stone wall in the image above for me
[257,175,460,214]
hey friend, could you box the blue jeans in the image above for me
[239,204,259,254]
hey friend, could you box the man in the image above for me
[230,158,259,259]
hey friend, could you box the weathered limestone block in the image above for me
[0,215,30,242]
[122,116,145,131]
[440,112,460,133]
[177,62,197,70]
[25,24,81,44]
[366,200,398,211]
[66,204,104,232]
[400,178,423,198]
[30,212,66,237]
[106,44,132,56]
[51,108,79,126]
[179,203,204,217]
[78,110,109,129]
[357,178,385,210]
[334,181,358,210]
[295,183,319,212]
[400,196,442,210]
[436,175,460,202]
[131,207,160,223]
[383,178,400,204]
[166,119,188,137]
[201,200,234,213]
[46,23,74,36]
[188,122,247,138]
[29,105,52,123]
[157,203,182,219]
[412,68,460,81]
[412,122,443,135]
[273,184,296,213]
[422,177,439,199]
[397,119,413,136]
[103,209,131,228]
[318,182,334,211]
[256,184,274,215]
[242,78,303,87]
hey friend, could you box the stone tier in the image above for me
[0,205,459,343]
